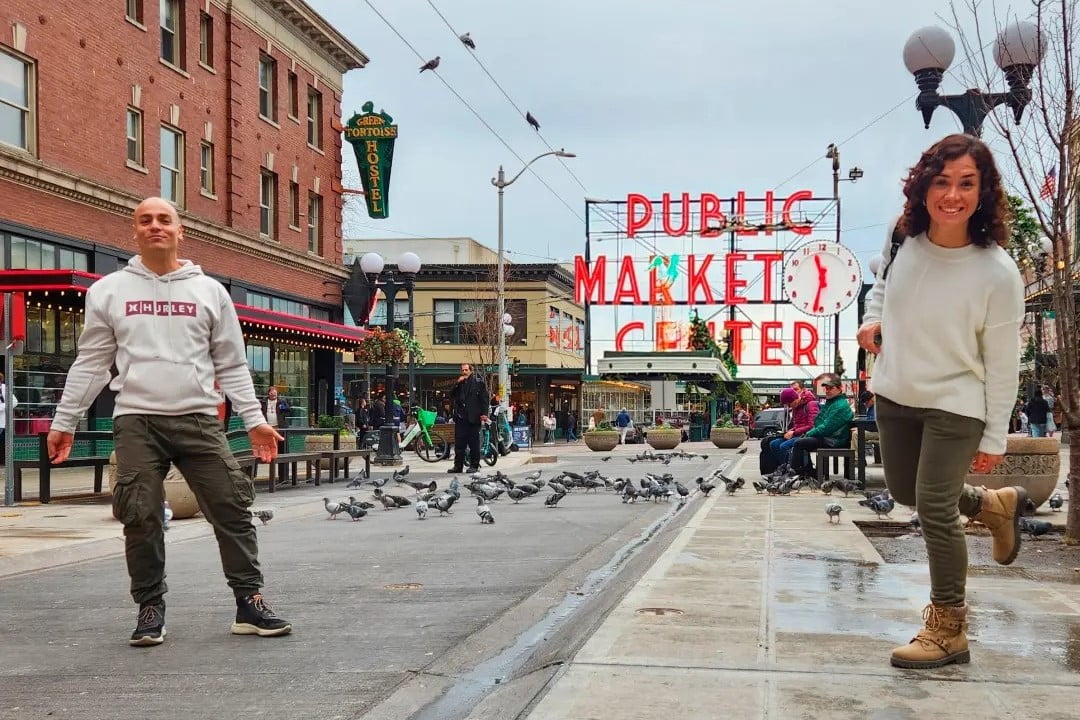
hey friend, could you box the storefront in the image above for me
[0,270,366,451]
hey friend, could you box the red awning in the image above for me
[0,269,367,350]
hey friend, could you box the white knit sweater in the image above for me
[862,232,1024,455]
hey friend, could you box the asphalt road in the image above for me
[0,452,733,720]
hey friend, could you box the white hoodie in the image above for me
[51,257,265,433]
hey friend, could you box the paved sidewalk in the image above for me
[518,451,1080,720]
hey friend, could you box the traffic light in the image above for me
[510,357,521,376]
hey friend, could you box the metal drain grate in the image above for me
[384,582,423,591]
[635,607,684,616]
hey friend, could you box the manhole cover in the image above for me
[635,607,684,616]
[384,583,423,591]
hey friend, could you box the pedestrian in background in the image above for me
[858,134,1026,670]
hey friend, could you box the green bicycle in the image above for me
[401,408,450,463]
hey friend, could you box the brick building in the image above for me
[0,0,369,444]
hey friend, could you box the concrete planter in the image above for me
[107,452,201,520]
[711,427,748,449]
[583,431,619,452]
[966,436,1061,509]
[304,434,338,469]
[646,429,682,451]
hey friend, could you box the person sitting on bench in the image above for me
[789,374,854,479]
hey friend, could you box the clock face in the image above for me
[784,241,863,316]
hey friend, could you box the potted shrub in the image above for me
[710,415,748,449]
[646,423,682,450]
[306,414,353,468]
[584,422,620,451]
[966,435,1060,509]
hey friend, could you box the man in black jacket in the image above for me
[1024,389,1051,437]
[449,363,488,473]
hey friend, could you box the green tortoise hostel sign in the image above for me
[344,101,397,219]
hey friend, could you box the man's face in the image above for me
[133,197,182,256]
[823,383,843,399]
[460,364,471,378]
[268,388,277,399]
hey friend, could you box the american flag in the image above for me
[1040,166,1057,201]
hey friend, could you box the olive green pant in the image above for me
[112,414,262,605]
[875,396,985,606]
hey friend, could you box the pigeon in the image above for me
[415,499,429,520]
[393,465,411,480]
[1049,493,1064,511]
[434,493,457,515]
[365,475,390,489]
[675,481,689,498]
[736,447,747,455]
[345,471,366,488]
[600,456,612,462]
[345,504,367,521]
[695,477,716,497]
[910,512,921,532]
[522,470,542,482]
[459,32,475,49]
[525,111,540,131]
[163,501,173,531]
[401,478,438,494]
[323,497,348,519]
[1019,516,1052,539]
[545,492,566,507]
[858,495,895,519]
[419,56,440,73]
[549,481,568,495]
[825,502,843,523]
[476,496,495,524]
[251,509,274,525]
[507,487,527,503]
[752,480,768,494]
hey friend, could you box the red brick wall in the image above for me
[0,0,347,300]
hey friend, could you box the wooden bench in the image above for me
[320,448,371,482]
[14,431,114,504]
[813,447,857,485]
[266,451,324,492]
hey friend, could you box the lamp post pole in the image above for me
[491,149,576,413]
[825,144,862,379]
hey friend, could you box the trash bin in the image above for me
[689,424,707,442]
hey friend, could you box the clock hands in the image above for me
[813,255,828,313]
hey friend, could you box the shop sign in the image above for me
[344,101,397,219]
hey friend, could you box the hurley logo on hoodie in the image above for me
[125,301,197,317]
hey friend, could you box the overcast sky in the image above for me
[310,0,1037,381]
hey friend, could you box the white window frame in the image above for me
[159,124,184,205]
[198,11,214,69]
[288,181,300,229]
[199,141,214,196]
[126,0,144,25]
[307,193,321,253]
[287,71,298,120]
[260,170,277,239]
[258,54,277,122]
[126,107,143,167]
[159,0,183,69]
[306,87,322,149]
[0,49,36,154]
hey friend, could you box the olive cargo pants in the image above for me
[875,396,985,606]
[112,414,262,605]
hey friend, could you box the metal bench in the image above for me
[14,431,113,504]
[813,447,857,485]
[266,452,324,492]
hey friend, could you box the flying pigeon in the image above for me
[476,496,495,524]
[525,111,540,131]
[459,32,475,49]
[163,501,173,531]
[251,509,274,525]
[323,497,348,519]
[1049,492,1064,511]
[825,502,843,523]
[415,499,429,520]
[419,56,440,73]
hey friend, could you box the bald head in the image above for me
[133,196,183,268]
[134,197,180,225]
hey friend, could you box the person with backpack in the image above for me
[760,386,819,477]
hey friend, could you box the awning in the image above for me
[0,269,367,351]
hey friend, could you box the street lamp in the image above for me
[825,143,863,377]
[360,250,421,466]
[491,148,576,412]
[903,21,1043,136]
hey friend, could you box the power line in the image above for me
[361,0,584,224]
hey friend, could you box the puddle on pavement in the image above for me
[0,527,92,540]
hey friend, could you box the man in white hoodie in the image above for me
[47,197,291,646]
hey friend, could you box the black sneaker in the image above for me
[466,466,480,474]
[231,593,292,637]
[130,599,166,646]
[448,466,463,474]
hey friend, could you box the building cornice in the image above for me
[259,0,369,71]
[0,150,347,280]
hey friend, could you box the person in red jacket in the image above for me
[763,387,820,473]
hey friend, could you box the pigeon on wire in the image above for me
[459,32,475,49]
[525,111,540,131]
[476,496,495,524]
[419,56,440,73]
[163,501,173,531]
[251,509,274,526]
[415,499,429,520]
[825,502,843,523]
[323,497,349,519]
[1049,493,1064,511]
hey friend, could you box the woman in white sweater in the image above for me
[857,134,1026,670]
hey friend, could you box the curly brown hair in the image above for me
[898,133,1009,249]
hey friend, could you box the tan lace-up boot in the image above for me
[971,486,1027,565]
[890,603,969,669]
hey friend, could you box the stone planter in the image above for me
[583,431,619,452]
[107,452,201,520]
[304,434,338,469]
[646,429,682,451]
[710,427,748,449]
[966,436,1061,510]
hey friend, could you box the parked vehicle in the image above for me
[750,408,788,438]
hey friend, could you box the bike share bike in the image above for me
[359,408,450,463]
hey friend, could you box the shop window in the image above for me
[272,343,310,427]
[9,236,88,270]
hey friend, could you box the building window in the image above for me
[126,107,143,166]
[199,141,214,195]
[259,170,277,238]
[159,124,184,205]
[0,50,35,153]
[287,71,298,119]
[288,182,300,227]
[258,54,277,121]
[432,299,526,345]
[198,12,214,68]
[370,298,410,331]
[246,292,317,318]
[10,236,88,270]
[307,193,321,253]
[159,0,183,69]
[126,0,143,24]
[306,87,322,148]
